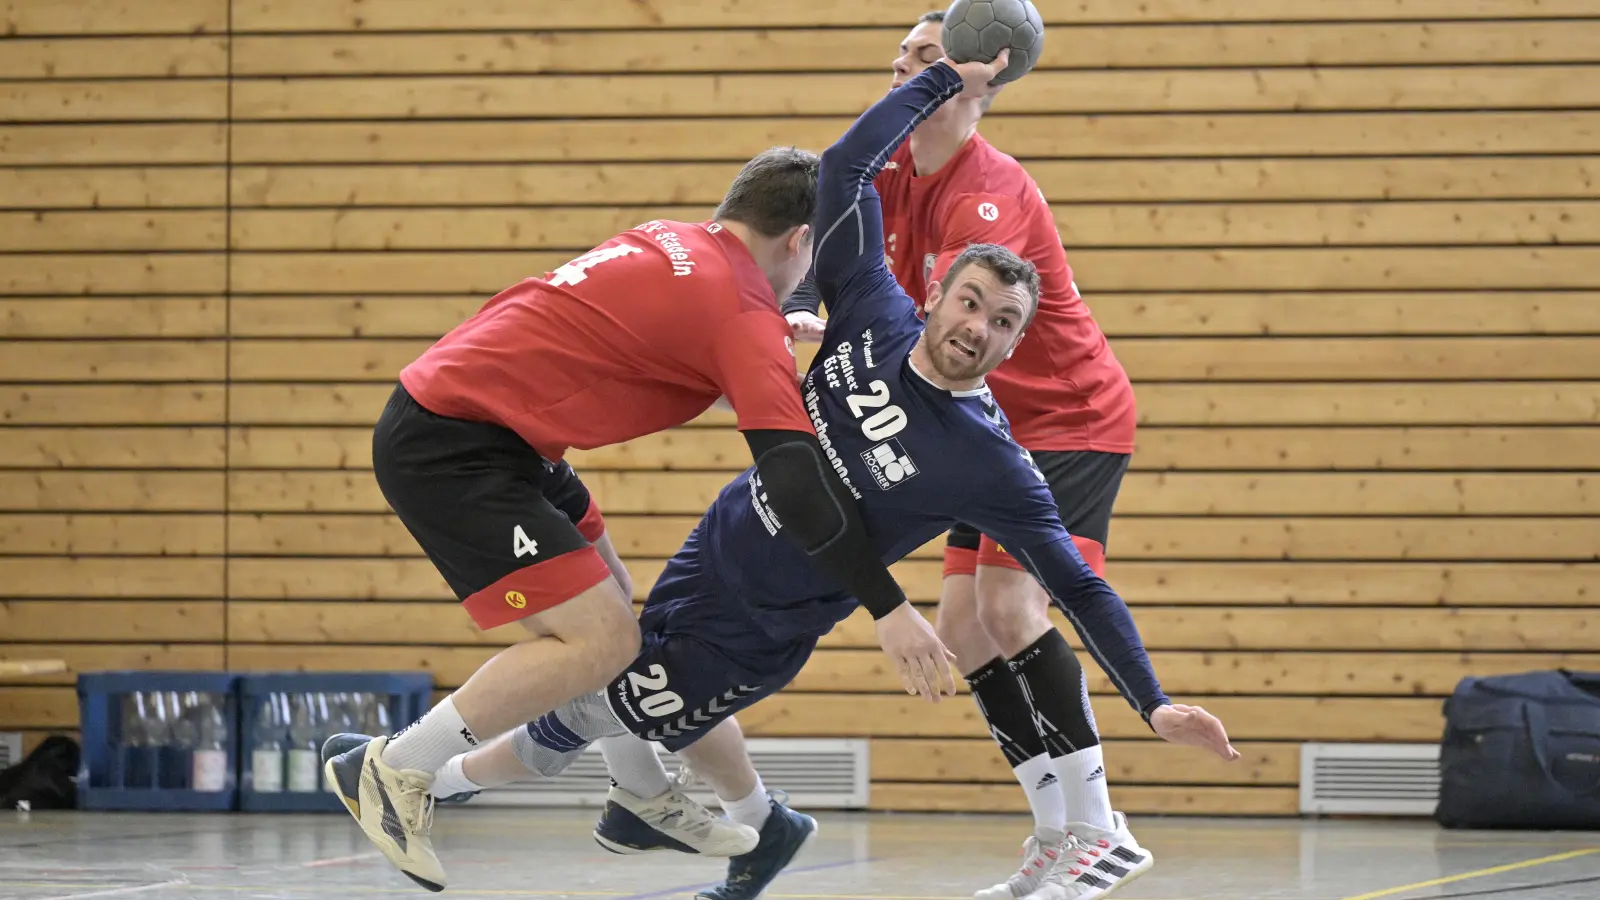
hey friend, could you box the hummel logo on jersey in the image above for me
[861,439,918,490]
[1035,772,1058,790]
[1019,447,1045,483]
[1087,765,1106,782]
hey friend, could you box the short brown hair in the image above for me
[714,147,820,239]
[941,243,1041,327]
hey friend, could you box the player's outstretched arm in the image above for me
[963,461,1240,760]
[1019,539,1238,761]
[810,53,1007,317]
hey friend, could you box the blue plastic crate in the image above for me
[76,672,242,811]
[236,672,433,812]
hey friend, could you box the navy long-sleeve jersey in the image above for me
[695,62,1170,719]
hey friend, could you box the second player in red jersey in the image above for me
[874,134,1136,456]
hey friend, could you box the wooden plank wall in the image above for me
[3,0,1599,815]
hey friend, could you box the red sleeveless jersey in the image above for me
[874,137,1136,453]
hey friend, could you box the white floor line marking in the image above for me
[302,851,383,868]
[32,878,187,900]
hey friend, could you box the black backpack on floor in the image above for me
[1435,670,1600,829]
[0,735,80,810]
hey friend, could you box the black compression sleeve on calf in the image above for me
[743,428,908,620]
[780,274,824,317]
[966,657,1049,767]
[1009,630,1101,756]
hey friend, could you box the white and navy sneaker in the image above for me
[973,827,1071,900]
[591,778,760,858]
[695,795,818,900]
[1025,812,1153,900]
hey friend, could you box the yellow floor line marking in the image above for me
[1337,847,1600,900]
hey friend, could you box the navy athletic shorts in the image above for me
[602,521,817,753]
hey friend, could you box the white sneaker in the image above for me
[1024,813,1153,900]
[973,828,1071,900]
[591,770,760,857]
[323,733,446,892]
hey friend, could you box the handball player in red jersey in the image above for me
[321,149,949,892]
[783,13,1151,900]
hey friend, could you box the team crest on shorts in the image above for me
[861,439,918,490]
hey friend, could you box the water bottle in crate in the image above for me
[236,672,432,812]
[76,672,240,811]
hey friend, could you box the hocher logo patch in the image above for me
[505,590,527,609]
[861,439,918,490]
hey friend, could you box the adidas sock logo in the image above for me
[1086,765,1105,782]
[1035,772,1058,790]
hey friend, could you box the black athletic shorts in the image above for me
[372,384,613,630]
[944,449,1130,577]
[602,520,816,753]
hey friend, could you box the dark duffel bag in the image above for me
[1435,669,1600,829]
[0,734,80,811]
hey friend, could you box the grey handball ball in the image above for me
[939,0,1045,86]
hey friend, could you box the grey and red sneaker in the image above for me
[1025,813,1154,900]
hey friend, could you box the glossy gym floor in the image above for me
[3,808,1598,900]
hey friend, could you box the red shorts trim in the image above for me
[976,535,1107,578]
[976,535,1026,572]
[462,546,612,630]
[1070,535,1107,577]
[575,498,606,543]
[942,546,978,578]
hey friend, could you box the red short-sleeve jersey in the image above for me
[874,137,1136,453]
[399,219,810,462]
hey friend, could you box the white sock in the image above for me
[429,754,483,800]
[1052,745,1115,832]
[1012,752,1067,837]
[381,696,480,774]
[720,776,771,832]
[598,735,672,799]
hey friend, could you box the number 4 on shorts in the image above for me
[513,524,539,558]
